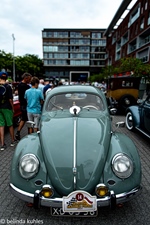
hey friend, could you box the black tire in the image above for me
[125,111,135,131]
[119,95,136,113]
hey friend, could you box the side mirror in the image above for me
[110,108,117,115]
[112,121,125,133]
[26,121,35,128]
[115,121,125,128]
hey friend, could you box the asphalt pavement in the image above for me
[0,116,150,225]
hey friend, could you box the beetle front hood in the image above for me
[40,115,111,195]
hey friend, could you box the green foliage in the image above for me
[0,50,13,72]
[90,57,150,82]
[89,73,104,83]
[119,57,148,76]
[1,50,149,82]
[0,50,43,81]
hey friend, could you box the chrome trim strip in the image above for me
[73,119,77,169]
[9,183,142,208]
[136,127,150,138]
[10,183,34,203]
[73,118,77,190]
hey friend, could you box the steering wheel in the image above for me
[83,105,98,110]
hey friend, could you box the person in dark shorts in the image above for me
[15,73,32,140]
[0,71,17,150]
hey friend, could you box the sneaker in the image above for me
[10,140,18,147]
[1,144,7,151]
[15,132,20,141]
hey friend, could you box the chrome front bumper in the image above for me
[9,183,142,208]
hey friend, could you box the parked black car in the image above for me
[125,93,150,138]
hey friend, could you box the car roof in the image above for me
[47,85,101,96]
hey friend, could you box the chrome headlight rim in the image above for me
[19,154,39,179]
[112,153,133,179]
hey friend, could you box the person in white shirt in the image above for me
[38,79,45,92]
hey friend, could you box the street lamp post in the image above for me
[12,34,15,82]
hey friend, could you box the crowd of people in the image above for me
[0,72,59,151]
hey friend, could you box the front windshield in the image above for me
[46,93,104,111]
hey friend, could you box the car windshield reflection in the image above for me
[46,93,105,111]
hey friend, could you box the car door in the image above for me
[143,95,150,133]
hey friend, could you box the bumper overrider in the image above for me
[9,183,142,210]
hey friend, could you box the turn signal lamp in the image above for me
[41,185,53,198]
[95,184,108,197]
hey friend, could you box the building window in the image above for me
[70,53,89,59]
[145,0,148,10]
[128,5,140,27]
[91,40,106,46]
[90,60,105,66]
[148,11,150,25]
[137,48,149,63]
[43,46,58,52]
[82,53,89,59]
[128,39,137,54]
[43,32,68,38]
[70,32,84,38]
[140,17,144,30]
[44,60,48,65]
[116,40,121,52]
[58,46,68,52]
[122,32,128,45]
[138,28,150,48]
[43,32,47,38]
[70,39,90,45]
[91,32,102,38]
[112,34,116,44]
[70,60,89,66]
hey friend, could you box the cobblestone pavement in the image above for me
[0,115,150,225]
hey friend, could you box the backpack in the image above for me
[0,83,9,104]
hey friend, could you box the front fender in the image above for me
[103,133,141,194]
[126,106,140,127]
[10,133,47,193]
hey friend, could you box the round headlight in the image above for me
[112,153,133,179]
[19,154,39,179]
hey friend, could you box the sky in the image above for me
[0,0,123,59]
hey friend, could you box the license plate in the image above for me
[63,190,97,212]
[51,207,98,217]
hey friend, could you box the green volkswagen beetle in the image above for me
[10,85,141,216]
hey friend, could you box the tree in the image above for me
[119,57,150,77]
[90,57,150,82]
[0,50,13,73]
[0,50,44,81]
[15,54,44,80]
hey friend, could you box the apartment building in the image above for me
[42,29,106,81]
[105,0,150,67]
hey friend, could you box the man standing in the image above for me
[43,78,52,98]
[0,71,17,150]
[24,76,44,133]
[15,73,32,140]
